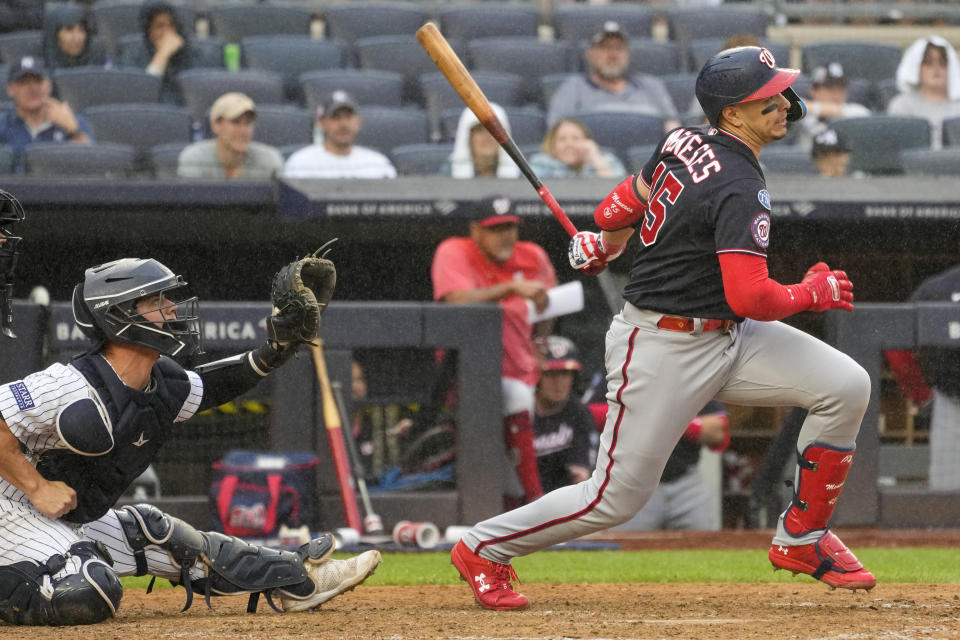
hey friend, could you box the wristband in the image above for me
[682,416,702,442]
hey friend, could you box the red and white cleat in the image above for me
[769,530,876,591]
[451,540,529,611]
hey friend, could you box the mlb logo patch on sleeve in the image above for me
[10,382,34,410]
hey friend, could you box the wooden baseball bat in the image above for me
[330,380,384,535]
[309,341,363,533]
[416,22,579,238]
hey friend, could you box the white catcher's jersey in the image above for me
[0,360,203,504]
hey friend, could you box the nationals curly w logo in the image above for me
[758,48,776,69]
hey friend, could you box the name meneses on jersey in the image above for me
[661,128,722,184]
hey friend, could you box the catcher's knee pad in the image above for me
[785,444,855,535]
[116,503,206,576]
[0,541,122,626]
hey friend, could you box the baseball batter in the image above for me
[0,254,381,625]
[452,46,875,611]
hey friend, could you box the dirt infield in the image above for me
[3,583,959,640]
[2,531,957,639]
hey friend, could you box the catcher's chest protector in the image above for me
[35,354,192,523]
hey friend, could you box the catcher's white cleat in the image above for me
[281,549,382,612]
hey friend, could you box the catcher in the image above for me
[0,249,382,626]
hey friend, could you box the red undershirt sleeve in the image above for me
[718,252,813,321]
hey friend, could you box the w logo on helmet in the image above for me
[758,48,776,69]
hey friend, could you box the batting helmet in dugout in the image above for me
[695,45,806,127]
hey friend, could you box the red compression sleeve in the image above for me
[884,349,933,405]
[718,253,813,321]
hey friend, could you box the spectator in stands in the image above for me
[888,36,960,150]
[532,336,595,493]
[42,3,107,71]
[547,21,680,131]
[795,63,871,150]
[529,117,626,179]
[611,401,730,530]
[284,90,396,179]
[177,92,283,180]
[431,196,556,509]
[120,1,203,103]
[810,128,852,178]
[0,0,42,33]
[449,104,519,179]
[0,57,93,173]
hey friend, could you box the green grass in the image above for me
[121,547,959,590]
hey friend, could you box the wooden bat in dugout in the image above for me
[416,22,579,238]
[309,341,363,533]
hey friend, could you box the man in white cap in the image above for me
[177,91,283,179]
[284,90,396,179]
[547,21,680,130]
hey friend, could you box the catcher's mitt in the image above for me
[267,245,337,347]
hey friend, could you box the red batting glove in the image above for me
[805,270,854,312]
[568,231,625,275]
[801,262,830,285]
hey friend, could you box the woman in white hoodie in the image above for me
[448,103,520,179]
[887,35,960,149]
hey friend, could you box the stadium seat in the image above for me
[438,4,540,40]
[323,2,428,41]
[252,105,313,149]
[539,73,575,110]
[92,1,196,58]
[177,69,285,122]
[468,38,574,103]
[943,117,960,147]
[53,68,161,111]
[438,105,545,146]
[149,141,189,178]
[354,35,441,106]
[207,4,313,43]
[874,78,899,111]
[353,106,429,154]
[420,70,524,112]
[627,39,683,76]
[801,41,902,84]
[573,111,664,159]
[687,38,789,74]
[667,7,769,45]
[659,72,698,117]
[389,142,453,176]
[25,142,136,177]
[242,36,346,102]
[0,145,13,174]
[551,5,655,43]
[116,34,225,71]
[831,115,930,175]
[758,146,820,175]
[0,31,42,63]
[625,144,658,174]
[300,69,404,113]
[900,148,960,176]
[83,103,193,161]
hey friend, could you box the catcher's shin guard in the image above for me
[116,504,329,613]
[0,541,122,626]
[784,444,854,535]
[504,411,543,504]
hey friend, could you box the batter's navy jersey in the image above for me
[624,125,773,319]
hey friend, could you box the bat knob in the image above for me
[363,513,384,535]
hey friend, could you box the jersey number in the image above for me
[641,166,685,247]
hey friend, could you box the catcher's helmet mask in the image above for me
[695,46,806,128]
[0,189,24,338]
[72,258,201,357]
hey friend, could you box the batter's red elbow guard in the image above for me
[594,175,647,231]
